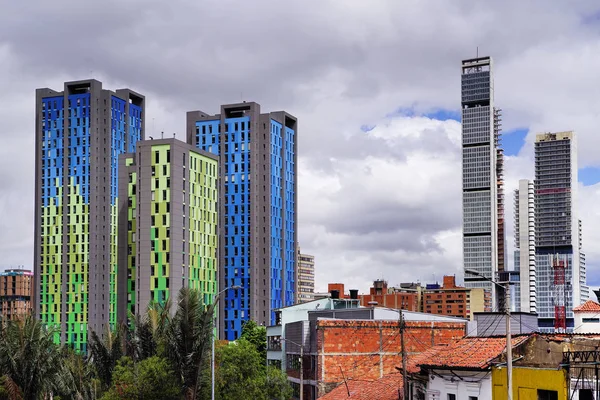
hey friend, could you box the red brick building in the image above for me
[0,269,34,320]
[294,319,467,398]
[358,280,420,311]
[329,276,483,319]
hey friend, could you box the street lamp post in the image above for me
[211,285,241,400]
[281,337,304,400]
[465,269,512,400]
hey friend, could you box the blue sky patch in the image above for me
[502,128,528,156]
[385,107,416,118]
[579,166,600,186]
[422,109,461,122]
[360,124,375,133]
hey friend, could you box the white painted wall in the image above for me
[574,311,600,333]
[426,370,491,400]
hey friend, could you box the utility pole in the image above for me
[505,282,512,400]
[466,269,512,400]
[300,345,304,400]
[400,310,408,399]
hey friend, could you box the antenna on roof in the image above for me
[476,46,479,58]
[161,131,164,139]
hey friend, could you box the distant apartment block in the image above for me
[296,247,315,303]
[0,269,34,320]
[514,179,536,313]
[34,79,144,351]
[461,56,505,311]
[330,276,485,320]
[357,279,420,311]
[117,138,219,321]
[187,102,297,340]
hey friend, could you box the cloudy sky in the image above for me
[2,1,600,294]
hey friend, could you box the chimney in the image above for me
[330,290,340,299]
[349,289,358,300]
[443,275,456,289]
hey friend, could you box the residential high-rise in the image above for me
[34,80,144,350]
[534,131,588,331]
[0,269,34,320]
[117,138,218,320]
[186,102,297,340]
[296,247,315,303]
[514,179,536,313]
[461,56,505,311]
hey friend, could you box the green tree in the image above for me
[100,356,181,400]
[55,348,100,400]
[240,320,267,361]
[164,287,213,399]
[266,367,293,400]
[215,339,265,400]
[0,316,64,400]
[89,324,125,391]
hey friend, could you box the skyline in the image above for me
[3,1,600,295]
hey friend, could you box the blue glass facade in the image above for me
[111,96,126,206]
[67,93,91,204]
[41,97,64,207]
[270,120,283,323]
[196,117,251,339]
[283,126,296,308]
[128,103,142,153]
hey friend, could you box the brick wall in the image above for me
[315,319,467,397]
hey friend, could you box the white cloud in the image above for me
[1,0,600,293]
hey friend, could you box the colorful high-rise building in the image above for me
[34,80,144,351]
[186,102,297,340]
[460,56,505,311]
[117,138,218,320]
[534,131,588,331]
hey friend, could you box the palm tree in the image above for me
[164,288,213,400]
[0,315,64,400]
[127,298,172,361]
[88,324,125,391]
[55,348,99,400]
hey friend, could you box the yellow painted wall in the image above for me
[492,366,568,400]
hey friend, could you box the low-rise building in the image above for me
[0,269,34,320]
[330,276,486,320]
[411,333,600,400]
[269,290,469,400]
[573,300,600,333]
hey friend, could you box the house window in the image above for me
[538,390,558,400]
[469,397,478,400]
[582,318,600,323]
[447,395,456,400]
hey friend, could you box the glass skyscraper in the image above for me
[461,56,506,311]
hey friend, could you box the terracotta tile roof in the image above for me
[574,300,600,312]
[319,373,403,400]
[415,335,530,370]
